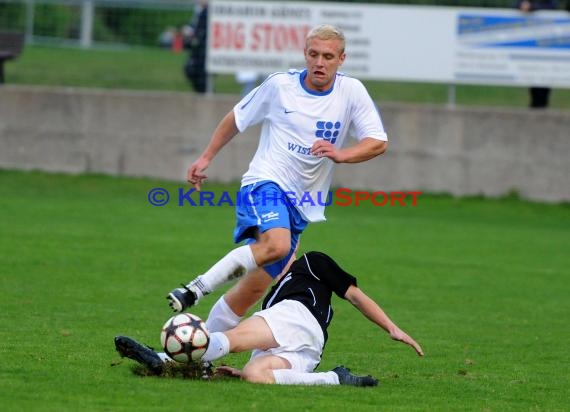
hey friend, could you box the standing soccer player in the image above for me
[167,25,388,334]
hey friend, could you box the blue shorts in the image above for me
[233,181,308,278]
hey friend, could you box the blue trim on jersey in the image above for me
[299,69,335,96]
[239,72,286,110]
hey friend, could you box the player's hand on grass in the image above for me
[187,157,209,191]
[390,328,424,357]
[215,365,242,378]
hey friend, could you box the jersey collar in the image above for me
[300,69,335,96]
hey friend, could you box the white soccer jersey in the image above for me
[234,69,388,222]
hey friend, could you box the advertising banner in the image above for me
[207,1,570,88]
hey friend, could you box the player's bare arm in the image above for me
[344,285,424,356]
[187,110,240,190]
[310,137,387,164]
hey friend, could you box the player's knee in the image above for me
[259,242,290,263]
[254,229,291,264]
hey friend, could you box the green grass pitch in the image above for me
[7,45,570,110]
[1,170,569,411]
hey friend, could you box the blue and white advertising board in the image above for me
[207,1,570,88]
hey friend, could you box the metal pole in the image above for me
[25,0,35,44]
[447,84,456,109]
[80,0,94,48]
[206,73,214,95]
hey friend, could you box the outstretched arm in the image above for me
[344,285,424,356]
[187,110,240,190]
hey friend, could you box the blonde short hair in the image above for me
[306,24,346,53]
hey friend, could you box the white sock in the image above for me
[201,332,230,362]
[205,296,243,333]
[157,352,173,363]
[272,370,339,385]
[188,245,257,299]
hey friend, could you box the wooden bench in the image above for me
[0,31,25,84]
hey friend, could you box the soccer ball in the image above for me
[160,313,210,363]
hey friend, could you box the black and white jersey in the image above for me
[261,251,358,342]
